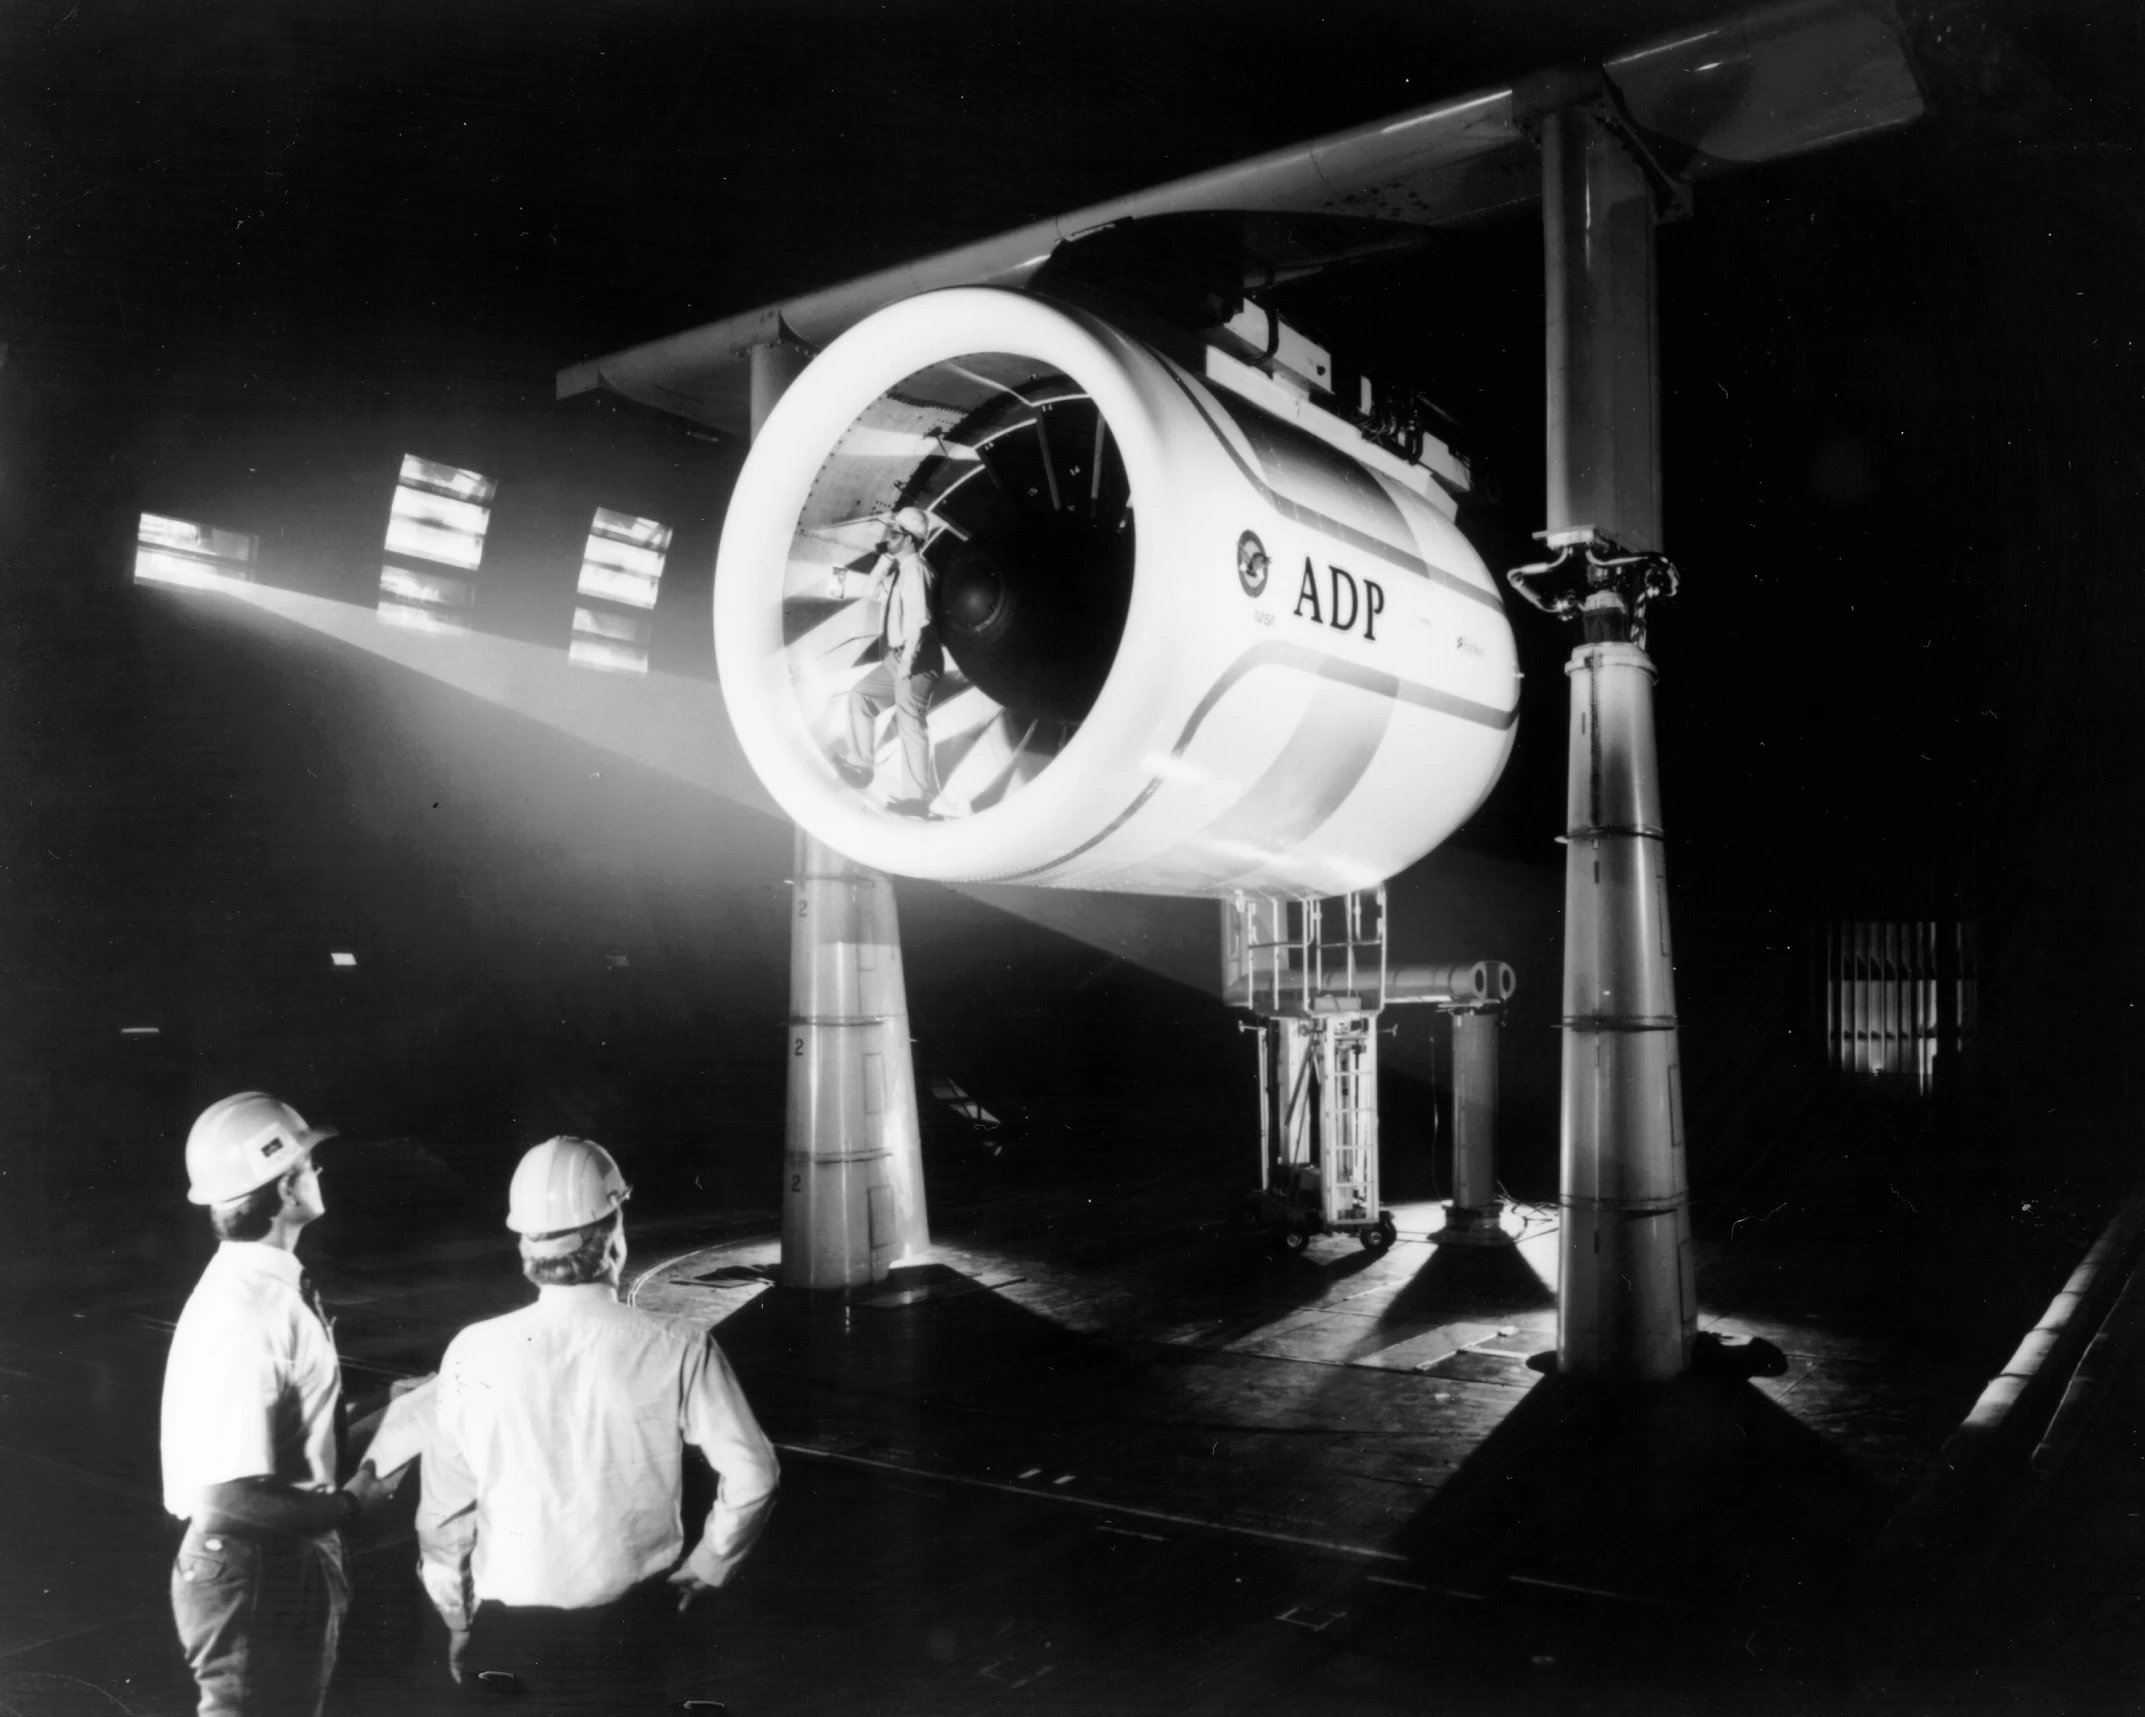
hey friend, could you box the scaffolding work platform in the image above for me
[1222,891,1514,1255]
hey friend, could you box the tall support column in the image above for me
[1440,1006,1513,1246]
[782,828,929,1288]
[1555,642,1691,1376]
[1513,99,1694,1378]
[753,339,930,1291]
[749,338,812,435]
[1541,102,1662,552]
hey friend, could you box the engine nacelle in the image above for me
[715,288,1518,896]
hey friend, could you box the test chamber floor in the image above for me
[4,1188,2139,1714]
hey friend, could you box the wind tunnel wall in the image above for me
[715,288,1519,897]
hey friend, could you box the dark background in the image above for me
[1,0,2140,1300]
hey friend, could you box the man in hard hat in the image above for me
[160,1091,395,1717]
[834,505,943,816]
[419,1136,779,1709]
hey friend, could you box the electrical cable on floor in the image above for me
[1497,1181,1561,1240]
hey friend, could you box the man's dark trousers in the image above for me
[171,1521,348,1716]
[463,1577,704,1713]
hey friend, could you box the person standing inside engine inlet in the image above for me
[835,504,943,817]
[418,1136,780,1710]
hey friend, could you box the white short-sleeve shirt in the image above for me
[160,1241,341,1520]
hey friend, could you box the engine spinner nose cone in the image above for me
[940,553,1008,634]
[930,507,1132,725]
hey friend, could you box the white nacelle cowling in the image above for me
[715,288,1519,897]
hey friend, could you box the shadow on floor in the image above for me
[1378,1240,1556,1328]
[1369,1369,1898,1702]
[720,1264,1158,1452]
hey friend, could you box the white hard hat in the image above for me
[185,1092,335,1206]
[506,1136,631,1235]
[889,506,931,539]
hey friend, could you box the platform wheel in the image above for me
[1361,1213,1398,1253]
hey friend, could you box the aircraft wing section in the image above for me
[559,0,1921,437]
[1610,0,1926,168]
[554,84,1523,434]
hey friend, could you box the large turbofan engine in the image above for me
[714,288,1519,896]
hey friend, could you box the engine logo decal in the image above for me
[1236,530,1270,597]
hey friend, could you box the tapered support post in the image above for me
[1512,97,1693,1378]
[1556,643,1692,1376]
[782,827,930,1288]
[755,339,930,1291]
